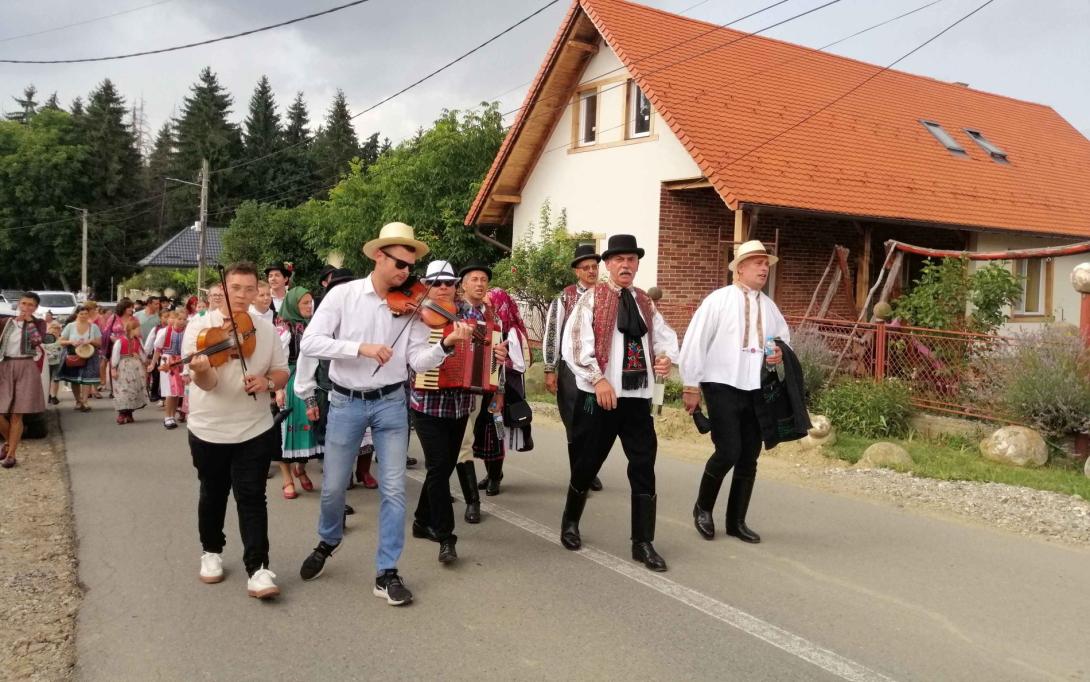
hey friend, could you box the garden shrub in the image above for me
[997,325,1090,437]
[816,378,914,438]
[790,327,838,405]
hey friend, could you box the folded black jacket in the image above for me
[755,339,812,449]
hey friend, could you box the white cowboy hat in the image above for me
[362,222,430,260]
[728,240,778,272]
[422,260,459,283]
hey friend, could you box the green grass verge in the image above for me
[827,432,1090,500]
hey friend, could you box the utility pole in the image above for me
[197,158,210,288]
[65,205,89,298]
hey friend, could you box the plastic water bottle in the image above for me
[764,336,777,357]
[491,399,505,439]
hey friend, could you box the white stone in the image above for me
[800,432,837,450]
[1071,262,1090,294]
[857,442,913,469]
[808,415,833,438]
[979,426,1048,468]
[1084,456,1090,479]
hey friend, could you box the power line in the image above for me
[0,0,374,64]
[211,0,562,176]
[0,0,175,44]
[689,0,999,186]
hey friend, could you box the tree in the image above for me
[69,96,84,119]
[892,256,1022,334]
[493,201,592,338]
[6,85,39,124]
[240,75,286,200]
[280,91,318,206]
[42,92,61,111]
[311,89,359,193]
[172,67,244,216]
[145,122,176,241]
[221,202,324,288]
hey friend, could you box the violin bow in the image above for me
[371,276,434,377]
[216,265,258,400]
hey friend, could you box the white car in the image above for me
[32,291,78,319]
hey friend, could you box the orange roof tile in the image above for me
[468,0,1090,238]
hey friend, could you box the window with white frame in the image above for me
[1013,258,1046,315]
[577,90,597,146]
[627,80,651,138]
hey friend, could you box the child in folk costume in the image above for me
[111,318,148,424]
[44,322,64,406]
[151,309,187,430]
[275,286,321,499]
[143,309,169,404]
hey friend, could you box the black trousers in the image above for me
[412,411,470,540]
[188,426,279,575]
[702,382,763,480]
[570,392,656,495]
[555,361,578,443]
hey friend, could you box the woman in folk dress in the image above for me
[275,287,321,499]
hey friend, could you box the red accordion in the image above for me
[414,319,502,394]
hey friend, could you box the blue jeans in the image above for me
[319,388,409,574]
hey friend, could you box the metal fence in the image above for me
[786,315,1058,421]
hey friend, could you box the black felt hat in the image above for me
[325,268,355,290]
[317,264,337,284]
[264,262,294,278]
[570,243,602,269]
[600,234,644,260]
[458,263,493,280]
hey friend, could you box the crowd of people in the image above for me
[0,221,810,610]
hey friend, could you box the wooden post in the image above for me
[855,224,872,311]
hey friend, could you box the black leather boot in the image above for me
[438,535,458,564]
[456,461,481,524]
[560,485,587,550]
[693,472,724,540]
[484,459,503,496]
[589,476,603,491]
[725,475,761,543]
[631,494,667,572]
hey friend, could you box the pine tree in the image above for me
[360,132,381,168]
[146,122,176,241]
[172,66,244,216]
[280,91,317,206]
[240,75,285,200]
[6,85,39,124]
[42,92,61,111]
[70,96,84,119]
[311,89,360,192]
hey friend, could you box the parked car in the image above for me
[0,289,23,315]
[32,291,78,319]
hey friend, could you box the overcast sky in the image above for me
[1,0,1087,151]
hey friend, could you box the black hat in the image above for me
[600,234,644,260]
[264,262,294,278]
[318,264,337,283]
[458,263,492,280]
[325,268,355,290]
[570,243,601,269]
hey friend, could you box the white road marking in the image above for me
[409,471,896,682]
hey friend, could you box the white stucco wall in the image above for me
[512,41,702,289]
[970,232,1088,333]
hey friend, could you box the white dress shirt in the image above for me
[562,282,680,398]
[300,274,450,391]
[249,305,275,325]
[678,285,790,391]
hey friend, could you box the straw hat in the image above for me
[362,222,430,260]
[728,240,778,272]
[75,343,96,359]
[423,260,459,283]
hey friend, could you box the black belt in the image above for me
[331,380,403,401]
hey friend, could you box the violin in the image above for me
[164,312,257,369]
[387,277,460,329]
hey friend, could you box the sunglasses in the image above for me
[432,280,457,288]
[380,249,415,271]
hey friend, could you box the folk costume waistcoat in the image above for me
[560,284,582,320]
[589,282,656,375]
[0,317,46,359]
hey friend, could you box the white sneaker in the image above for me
[199,552,224,584]
[247,568,280,599]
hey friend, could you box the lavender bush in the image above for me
[997,325,1090,436]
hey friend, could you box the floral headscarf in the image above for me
[487,288,531,369]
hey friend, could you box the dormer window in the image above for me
[627,80,651,138]
[920,120,966,156]
[578,90,598,146]
[966,129,1008,163]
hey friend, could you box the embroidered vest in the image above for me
[0,318,45,358]
[590,283,655,374]
[560,284,582,320]
[161,326,184,356]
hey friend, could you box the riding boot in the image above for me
[456,461,481,524]
[560,485,587,550]
[725,475,761,543]
[483,459,503,496]
[693,471,724,540]
[631,494,667,572]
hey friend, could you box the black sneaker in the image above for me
[300,541,338,581]
[373,569,413,606]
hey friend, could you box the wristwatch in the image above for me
[266,377,275,392]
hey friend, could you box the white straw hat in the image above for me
[362,222,430,260]
[728,240,778,272]
[422,260,459,283]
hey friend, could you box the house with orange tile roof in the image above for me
[466,0,1090,333]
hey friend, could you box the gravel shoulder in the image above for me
[0,412,81,682]
[531,401,1090,549]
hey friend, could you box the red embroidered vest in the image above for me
[560,284,582,320]
[590,282,655,374]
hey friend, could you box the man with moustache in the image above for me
[560,234,679,572]
[297,222,474,605]
[542,243,603,492]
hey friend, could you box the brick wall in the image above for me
[656,185,968,337]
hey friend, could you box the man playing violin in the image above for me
[183,261,290,599]
[298,222,476,606]
[408,261,507,565]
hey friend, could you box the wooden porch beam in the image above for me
[492,194,522,204]
[567,39,598,53]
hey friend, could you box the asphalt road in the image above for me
[60,394,1090,681]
